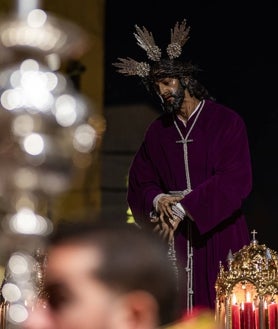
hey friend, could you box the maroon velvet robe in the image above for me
[127,99,252,309]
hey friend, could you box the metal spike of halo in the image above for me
[134,25,161,61]
[113,19,191,77]
[112,57,150,77]
[167,19,190,59]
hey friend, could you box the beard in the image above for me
[162,84,185,114]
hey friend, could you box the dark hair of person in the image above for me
[47,219,183,326]
[142,58,214,101]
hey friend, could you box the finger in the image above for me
[162,229,170,241]
[159,212,167,223]
[157,227,167,240]
[168,229,174,244]
[161,228,170,241]
[168,218,175,228]
[153,224,161,233]
[160,206,173,219]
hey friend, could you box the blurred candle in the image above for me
[244,292,254,329]
[268,303,277,329]
[265,301,269,329]
[232,295,241,329]
[255,307,259,329]
[240,303,244,329]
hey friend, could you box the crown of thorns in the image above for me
[113,19,190,77]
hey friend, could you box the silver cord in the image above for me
[171,100,205,312]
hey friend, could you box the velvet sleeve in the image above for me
[181,115,252,235]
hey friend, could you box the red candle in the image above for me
[254,307,259,329]
[240,304,245,329]
[232,304,241,329]
[243,302,254,329]
[268,303,277,329]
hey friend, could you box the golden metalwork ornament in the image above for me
[215,230,278,329]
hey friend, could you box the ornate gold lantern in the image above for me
[215,230,278,329]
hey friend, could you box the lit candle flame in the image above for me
[246,291,251,302]
[232,294,237,305]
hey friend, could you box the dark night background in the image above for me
[104,1,277,250]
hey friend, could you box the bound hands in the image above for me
[151,195,184,243]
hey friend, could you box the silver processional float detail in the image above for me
[0,1,105,327]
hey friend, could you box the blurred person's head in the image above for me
[24,219,182,329]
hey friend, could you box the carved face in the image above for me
[154,77,185,113]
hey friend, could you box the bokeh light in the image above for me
[0,2,105,328]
